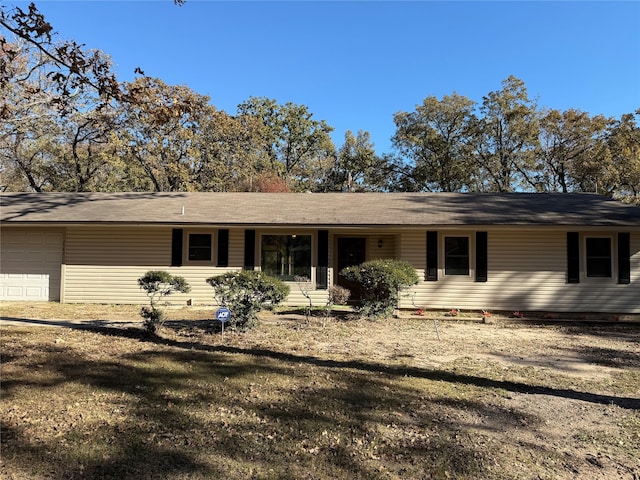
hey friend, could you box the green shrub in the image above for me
[138,270,190,334]
[340,259,418,318]
[206,270,290,331]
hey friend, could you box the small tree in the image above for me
[206,271,290,331]
[138,270,190,334]
[340,259,419,318]
[294,276,314,325]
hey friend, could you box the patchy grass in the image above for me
[1,303,639,479]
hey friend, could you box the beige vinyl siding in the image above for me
[329,230,399,260]
[284,279,329,306]
[228,229,244,268]
[64,265,236,305]
[58,226,639,313]
[399,229,640,313]
[398,229,427,277]
[63,226,334,307]
[65,226,169,266]
[367,235,397,260]
[63,227,242,305]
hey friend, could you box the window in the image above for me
[261,234,311,281]
[586,237,611,278]
[444,236,469,276]
[188,233,212,261]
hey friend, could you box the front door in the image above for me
[337,237,366,302]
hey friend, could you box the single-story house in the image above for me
[1,192,639,313]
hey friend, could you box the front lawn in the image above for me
[1,305,639,479]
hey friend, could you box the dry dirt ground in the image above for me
[1,302,639,479]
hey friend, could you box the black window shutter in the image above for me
[171,229,183,267]
[426,231,438,281]
[316,230,329,289]
[567,232,580,283]
[475,231,488,282]
[244,229,255,270]
[618,232,631,284]
[217,229,229,267]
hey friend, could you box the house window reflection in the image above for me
[261,235,311,281]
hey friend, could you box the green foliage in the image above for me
[139,305,166,333]
[137,270,190,334]
[237,96,336,191]
[393,93,476,192]
[329,130,387,192]
[340,259,419,318]
[120,77,213,192]
[206,270,290,331]
[2,6,636,203]
[473,75,541,192]
[537,108,609,194]
[606,110,640,205]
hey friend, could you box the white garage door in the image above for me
[0,231,63,301]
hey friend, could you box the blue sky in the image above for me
[7,1,640,153]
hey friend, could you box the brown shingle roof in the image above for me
[1,192,639,227]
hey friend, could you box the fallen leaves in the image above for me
[1,314,639,480]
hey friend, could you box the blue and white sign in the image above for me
[215,307,231,323]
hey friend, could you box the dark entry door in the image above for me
[337,237,366,301]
